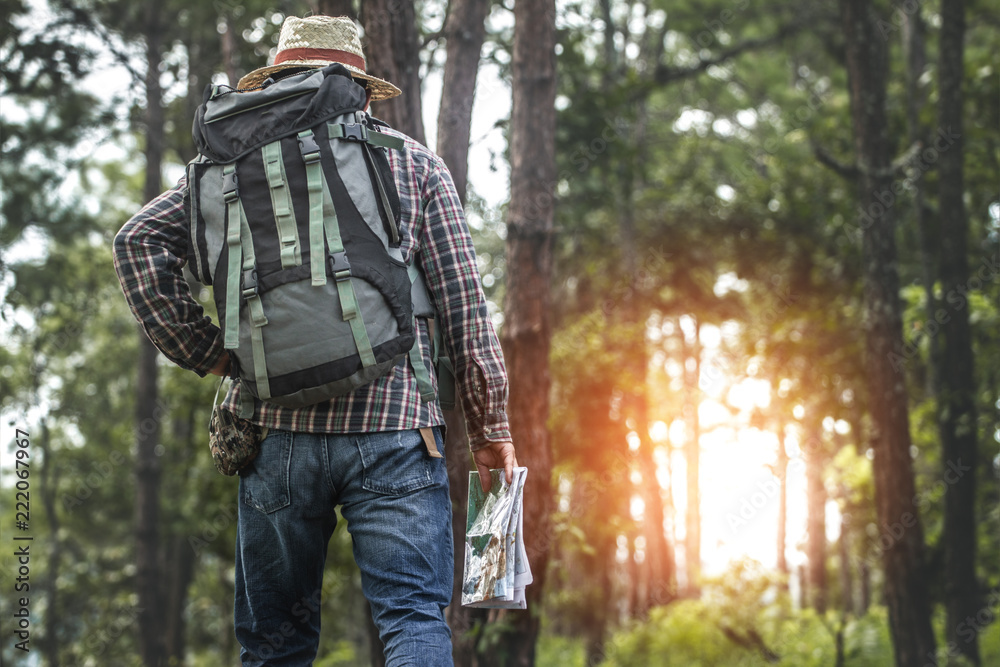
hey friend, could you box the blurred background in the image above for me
[1,0,998,665]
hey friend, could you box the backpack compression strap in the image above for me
[297,129,377,369]
[262,140,302,269]
[407,262,436,403]
[221,165,272,402]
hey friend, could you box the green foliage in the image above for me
[597,561,895,667]
[536,632,586,667]
[2,0,999,663]
[0,0,117,249]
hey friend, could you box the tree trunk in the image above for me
[436,0,490,199]
[859,559,871,615]
[901,8,939,398]
[776,427,789,582]
[365,599,386,667]
[315,0,357,19]
[362,0,426,145]
[38,419,61,667]
[164,534,196,662]
[136,3,166,664]
[804,427,827,614]
[444,407,488,667]
[938,1,980,663]
[220,15,239,88]
[583,532,615,667]
[682,319,702,596]
[839,506,854,615]
[839,0,936,663]
[492,0,557,659]
[618,99,672,614]
[798,562,809,610]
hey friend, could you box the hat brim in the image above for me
[236,60,401,100]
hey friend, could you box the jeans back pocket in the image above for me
[355,430,436,496]
[241,431,293,513]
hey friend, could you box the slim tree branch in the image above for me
[813,141,922,180]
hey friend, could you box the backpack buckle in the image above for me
[242,268,259,298]
[298,134,321,163]
[329,251,351,279]
[222,171,239,203]
[340,123,368,142]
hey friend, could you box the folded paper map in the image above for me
[462,467,532,608]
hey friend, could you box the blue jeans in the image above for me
[234,428,454,666]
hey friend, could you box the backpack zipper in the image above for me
[204,89,316,124]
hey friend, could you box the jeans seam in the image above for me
[322,433,338,498]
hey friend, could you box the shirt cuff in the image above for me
[466,412,512,451]
[145,323,227,378]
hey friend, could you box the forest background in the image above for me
[0,0,998,665]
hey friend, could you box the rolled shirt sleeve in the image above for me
[416,161,511,450]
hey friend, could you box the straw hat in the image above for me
[237,15,402,100]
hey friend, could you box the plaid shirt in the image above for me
[113,129,510,451]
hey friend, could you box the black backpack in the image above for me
[185,64,418,413]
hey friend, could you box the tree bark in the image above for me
[776,427,789,582]
[681,319,702,596]
[798,562,808,610]
[839,0,936,663]
[838,496,854,615]
[363,0,426,144]
[444,407,488,667]
[365,599,386,667]
[618,95,672,614]
[436,0,490,199]
[804,425,827,614]
[492,0,557,658]
[38,419,61,667]
[164,534,196,662]
[315,0,357,19]
[136,3,166,665]
[937,1,980,663]
[901,7,939,398]
[859,558,871,614]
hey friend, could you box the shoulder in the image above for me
[376,126,448,178]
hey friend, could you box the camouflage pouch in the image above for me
[208,379,263,476]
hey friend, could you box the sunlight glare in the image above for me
[699,399,732,429]
[727,378,772,412]
[650,420,669,442]
[630,495,646,521]
[626,431,641,451]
